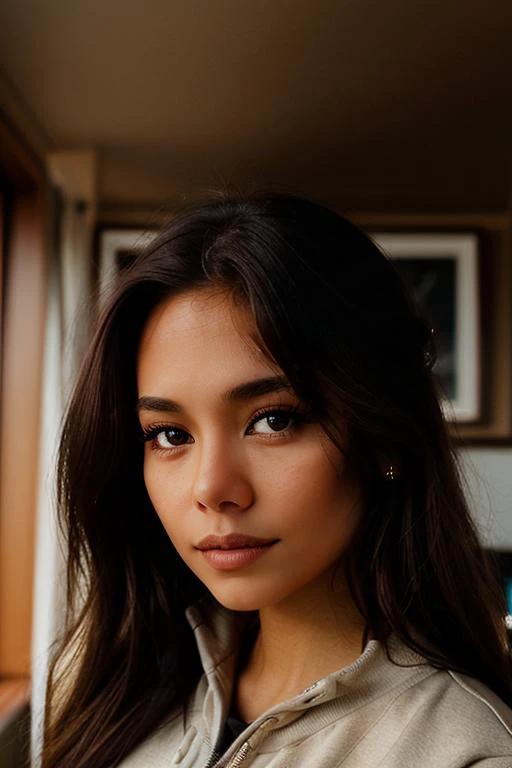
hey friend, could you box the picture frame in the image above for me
[370,232,480,423]
[97,228,157,308]
[97,214,512,445]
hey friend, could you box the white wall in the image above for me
[461,447,512,550]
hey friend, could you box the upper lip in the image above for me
[195,534,278,551]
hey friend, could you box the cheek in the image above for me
[280,448,359,518]
[143,461,189,541]
[294,462,362,558]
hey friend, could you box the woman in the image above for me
[42,193,512,767]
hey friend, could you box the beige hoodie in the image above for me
[120,598,512,768]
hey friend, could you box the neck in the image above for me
[234,571,368,721]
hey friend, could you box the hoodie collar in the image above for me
[185,595,431,720]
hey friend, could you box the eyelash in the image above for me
[141,405,308,455]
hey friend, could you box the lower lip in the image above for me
[199,543,276,571]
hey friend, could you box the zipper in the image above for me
[204,749,223,768]
[203,736,253,768]
[205,715,278,768]
[224,739,253,768]
[221,716,278,768]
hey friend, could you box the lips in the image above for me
[195,534,279,572]
[195,533,278,551]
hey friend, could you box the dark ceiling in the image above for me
[1,0,511,211]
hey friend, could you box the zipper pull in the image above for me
[224,716,279,768]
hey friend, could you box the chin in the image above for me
[206,580,288,612]
[209,588,264,612]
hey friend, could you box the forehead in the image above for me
[137,288,278,394]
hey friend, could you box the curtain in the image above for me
[30,190,93,766]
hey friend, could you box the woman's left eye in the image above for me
[248,409,303,435]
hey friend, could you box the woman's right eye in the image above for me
[156,428,191,448]
[143,426,192,450]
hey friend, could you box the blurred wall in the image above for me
[463,448,512,549]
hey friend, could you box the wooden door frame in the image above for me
[0,112,48,723]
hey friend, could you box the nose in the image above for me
[192,435,254,513]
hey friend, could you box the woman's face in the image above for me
[137,288,362,612]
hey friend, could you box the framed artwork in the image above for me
[371,233,480,423]
[97,217,512,444]
[97,228,157,308]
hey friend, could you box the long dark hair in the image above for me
[42,193,511,767]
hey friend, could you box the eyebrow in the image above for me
[136,375,294,415]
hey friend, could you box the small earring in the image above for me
[384,465,396,481]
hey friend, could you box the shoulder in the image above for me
[387,665,512,760]
[412,666,512,729]
[442,669,512,737]
[379,635,512,745]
